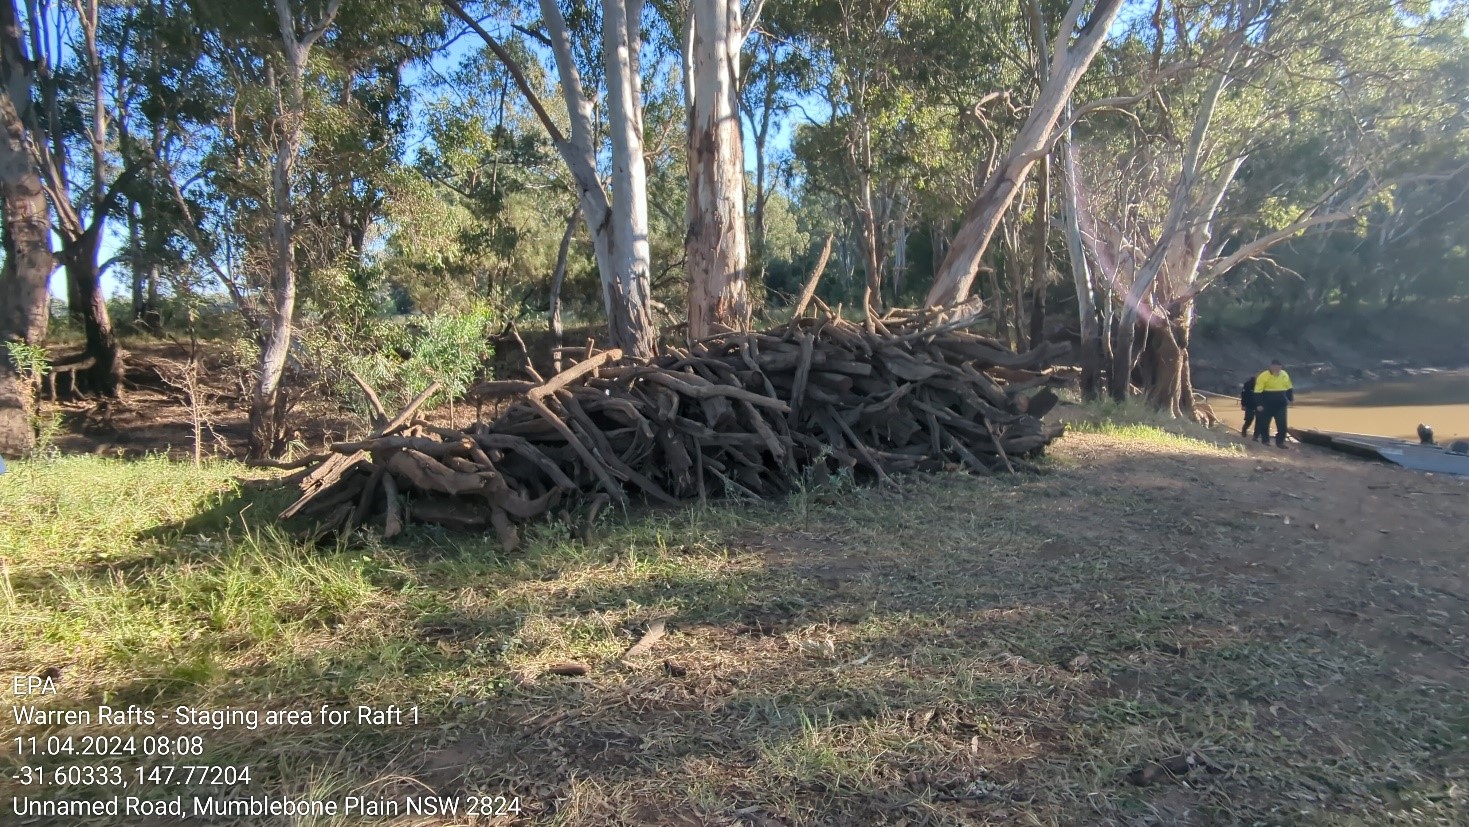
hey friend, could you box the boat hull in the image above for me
[1289,428,1469,476]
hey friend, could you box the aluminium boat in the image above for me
[1289,428,1469,476]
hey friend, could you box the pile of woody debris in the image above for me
[277,302,1069,550]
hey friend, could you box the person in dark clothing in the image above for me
[1239,378,1257,437]
[1252,360,1294,447]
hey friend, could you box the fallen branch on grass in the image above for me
[622,617,670,662]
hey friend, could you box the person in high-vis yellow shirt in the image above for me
[1252,359,1294,447]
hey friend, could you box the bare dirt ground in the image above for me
[1061,425,1469,685]
[43,340,369,458]
[456,424,1468,824]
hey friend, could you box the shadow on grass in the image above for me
[141,476,302,542]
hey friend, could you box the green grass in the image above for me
[0,454,257,565]
[1061,396,1246,454]
[0,457,405,695]
[1,443,1464,825]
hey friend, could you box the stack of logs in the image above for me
[278,305,1071,550]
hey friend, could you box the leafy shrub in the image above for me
[302,303,501,424]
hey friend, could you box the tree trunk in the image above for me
[985,260,1009,348]
[129,199,144,321]
[1110,317,1135,402]
[1143,318,1185,417]
[248,0,344,459]
[66,262,86,324]
[1078,311,1104,398]
[548,205,579,373]
[601,0,657,357]
[250,62,302,460]
[891,200,909,303]
[838,227,852,279]
[930,222,949,281]
[61,228,122,396]
[0,0,54,456]
[1137,311,1197,419]
[1098,302,1115,394]
[685,0,749,340]
[1060,123,1102,398]
[57,234,123,398]
[925,0,1123,307]
[141,108,164,334]
[142,264,161,334]
[856,175,882,328]
[1006,225,1028,352]
[1028,154,1049,350]
[1176,306,1196,417]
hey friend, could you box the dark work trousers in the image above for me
[1242,406,1256,433]
[1254,402,1288,445]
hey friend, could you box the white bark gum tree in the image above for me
[249,0,344,458]
[924,0,1123,308]
[444,0,657,357]
[1092,4,1385,414]
[601,0,658,355]
[684,0,749,339]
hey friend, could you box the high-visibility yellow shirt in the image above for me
[1254,370,1293,393]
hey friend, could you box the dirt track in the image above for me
[400,423,1469,824]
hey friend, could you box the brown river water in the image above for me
[1217,369,1469,444]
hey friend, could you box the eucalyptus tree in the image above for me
[0,0,53,455]
[244,0,347,456]
[1075,0,1468,414]
[12,0,162,395]
[923,0,1122,307]
[445,0,658,357]
[680,0,759,338]
[653,0,791,337]
[158,0,439,457]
